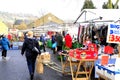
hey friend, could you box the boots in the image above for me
[30,74,34,80]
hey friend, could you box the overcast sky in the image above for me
[0,0,119,20]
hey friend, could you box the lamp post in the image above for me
[32,26,35,36]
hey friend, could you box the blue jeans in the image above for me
[26,57,36,75]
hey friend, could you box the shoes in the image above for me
[2,56,6,60]
[30,74,34,80]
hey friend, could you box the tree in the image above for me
[17,22,27,30]
[102,0,119,9]
[102,2,108,9]
[102,2,115,9]
[114,0,119,9]
[81,0,96,11]
[107,0,113,9]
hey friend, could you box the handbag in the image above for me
[52,42,57,48]
[32,39,39,53]
[32,47,39,53]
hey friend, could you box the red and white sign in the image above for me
[69,43,98,60]
[9,29,19,34]
[107,24,120,43]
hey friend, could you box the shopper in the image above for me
[56,32,63,52]
[64,32,72,49]
[51,32,57,54]
[40,34,46,52]
[0,34,10,60]
[21,31,41,80]
[83,35,92,49]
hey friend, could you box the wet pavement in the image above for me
[0,48,72,80]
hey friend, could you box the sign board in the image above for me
[69,44,98,60]
[107,24,120,43]
[9,29,19,34]
[101,55,109,66]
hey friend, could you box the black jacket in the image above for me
[21,38,41,58]
[56,34,63,47]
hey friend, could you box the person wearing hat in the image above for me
[0,34,10,60]
[21,31,41,80]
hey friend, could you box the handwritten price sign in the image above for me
[108,35,120,42]
[107,24,120,43]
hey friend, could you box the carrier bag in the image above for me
[36,55,44,74]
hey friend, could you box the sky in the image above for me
[0,0,119,20]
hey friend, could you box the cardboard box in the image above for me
[41,52,51,63]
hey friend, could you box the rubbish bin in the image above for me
[47,39,52,48]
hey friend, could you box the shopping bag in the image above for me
[36,55,44,74]
[38,41,43,46]
[52,42,57,48]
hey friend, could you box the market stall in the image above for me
[94,23,120,80]
[60,43,98,80]
[44,9,120,80]
[95,59,119,80]
[73,9,120,79]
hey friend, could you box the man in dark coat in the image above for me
[21,31,41,80]
[56,32,63,52]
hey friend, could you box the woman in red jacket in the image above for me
[65,33,72,48]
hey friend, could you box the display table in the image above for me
[95,63,120,80]
[60,43,98,80]
[60,54,79,75]
[69,57,95,80]
[60,53,96,80]
[60,49,97,80]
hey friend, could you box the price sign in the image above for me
[107,24,120,43]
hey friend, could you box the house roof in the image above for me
[14,20,23,25]
[28,13,64,28]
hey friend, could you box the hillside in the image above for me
[0,11,38,28]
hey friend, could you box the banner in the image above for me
[107,24,120,43]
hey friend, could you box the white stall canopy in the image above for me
[74,9,120,24]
